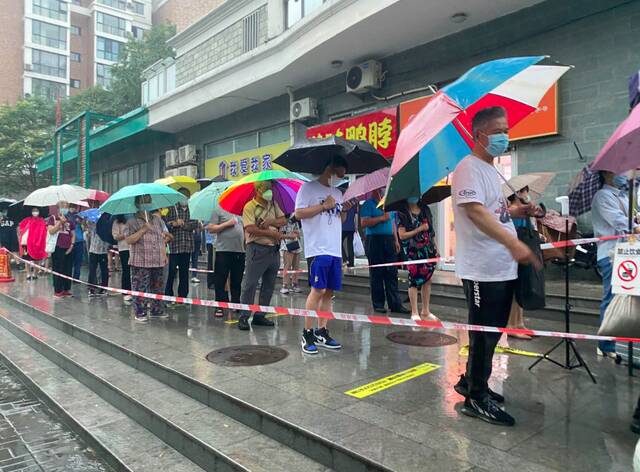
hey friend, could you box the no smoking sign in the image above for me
[613,243,640,295]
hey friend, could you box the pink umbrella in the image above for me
[85,189,110,203]
[592,104,640,173]
[343,168,389,202]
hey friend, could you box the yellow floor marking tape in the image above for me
[344,362,440,399]
[459,345,542,358]
[224,313,284,325]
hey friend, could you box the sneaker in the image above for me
[291,284,302,293]
[123,295,133,302]
[62,291,73,297]
[454,375,504,404]
[26,275,32,281]
[150,313,169,319]
[301,329,318,355]
[252,315,275,327]
[214,308,224,318]
[461,398,515,427]
[280,286,290,295]
[53,292,64,299]
[191,277,200,284]
[314,327,341,350]
[134,315,149,323]
[597,347,617,359]
[238,315,250,331]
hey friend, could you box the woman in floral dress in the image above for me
[397,197,439,321]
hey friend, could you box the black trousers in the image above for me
[214,251,245,303]
[51,247,72,293]
[207,243,215,289]
[88,253,109,292]
[342,231,355,267]
[165,252,191,298]
[365,235,401,310]
[119,250,131,291]
[462,279,515,401]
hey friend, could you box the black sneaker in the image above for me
[301,329,318,355]
[454,375,504,403]
[251,315,274,327]
[238,315,250,331]
[314,327,341,350]
[461,398,515,427]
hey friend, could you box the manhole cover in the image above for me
[386,331,458,347]
[206,345,289,367]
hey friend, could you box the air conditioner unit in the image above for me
[166,165,197,178]
[290,97,318,122]
[24,64,32,72]
[178,144,196,163]
[165,149,178,168]
[346,60,383,94]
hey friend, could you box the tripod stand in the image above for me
[529,216,597,383]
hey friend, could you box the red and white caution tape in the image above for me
[8,251,640,345]
[539,233,630,250]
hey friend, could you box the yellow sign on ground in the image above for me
[204,142,289,180]
[459,345,542,358]
[344,362,440,399]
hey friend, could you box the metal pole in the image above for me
[629,171,636,376]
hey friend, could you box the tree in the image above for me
[109,23,176,115]
[63,86,121,121]
[0,98,56,196]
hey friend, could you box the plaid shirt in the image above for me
[126,214,166,268]
[164,205,198,254]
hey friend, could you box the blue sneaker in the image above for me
[301,329,318,355]
[314,327,341,350]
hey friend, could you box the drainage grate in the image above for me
[206,345,288,367]
[386,331,458,347]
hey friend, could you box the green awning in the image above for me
[36,107,150,173]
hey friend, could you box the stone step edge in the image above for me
[0,291,392,472]
[0,307,250,472]
[0,340,135,472]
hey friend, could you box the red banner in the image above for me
[306,108,398,158]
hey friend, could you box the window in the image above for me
[70,79,80,88]
[96,12,127,37]
[31,78,66,100]
[32,0,68,21]
[72,0,81,4]
[96,63,112,88]
[103,162,151,193]
[32,49,67,78]
[205,140,234,159]
[131,26,145,39]
[32,20,67,50]
[131,1,144,15]
[97,0,127,10]
[259,125,290,146]
[234,134,258,153]
[96,37,123,61]
[71,52,81,62]
[71,25,81,35]
[286,0,325,28]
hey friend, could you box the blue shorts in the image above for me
[307,255,342,291]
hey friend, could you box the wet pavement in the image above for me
[0,360,112,472]
[0,271,638,471]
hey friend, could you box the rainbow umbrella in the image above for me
[218,170,308,216]
[385,56,571,207]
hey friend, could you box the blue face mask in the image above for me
[484,133,509,157]
[613,175,628,189]
[407,197,419,204]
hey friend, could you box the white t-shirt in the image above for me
[451,155,518,282]
[295,180,343,259]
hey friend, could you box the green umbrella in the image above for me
[100,183,186,215]
[188,181,233,222]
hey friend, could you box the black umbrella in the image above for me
[0,199,16,212]
[383,185,452,211]
[7,200,50,221]
[275,137,389,174]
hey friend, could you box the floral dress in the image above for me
[398,205,438,288]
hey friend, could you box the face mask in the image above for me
[262,189,273,201]
[520,194,531,203]
[407,197,419,204]
[59,208,69,216]
[613,175,628,189]
[483,133,509,157]
[329,175,341,187]
[32,210,39,217]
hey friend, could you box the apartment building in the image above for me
[0,0,152,105]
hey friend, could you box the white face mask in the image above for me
[329,175,341,187]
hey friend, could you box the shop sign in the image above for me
[306,107,398,158]
[204,142,289,180]
[398,84,559,141]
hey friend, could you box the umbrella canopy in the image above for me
[7,200,50,220]
[0,199,17,211]
[84,189,110,203]
[188,181,233,222]
[385,56,571,207]
[100,183,186,215]
[275,137,389,174]
[381,178,452,211]
[343,168,389,202]
[502,172,556,198]
[218,170,307,216]
[154,176,200,196]
[592,103,640,173]
[78,208,102,223]
[24,184,92,207]
[568,165,600,216]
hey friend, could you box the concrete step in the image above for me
[0,305,335,472]
[0,321,202,472]
[0,294,390,472]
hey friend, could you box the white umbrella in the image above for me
[502,172,556,198]
[24,184,92,207]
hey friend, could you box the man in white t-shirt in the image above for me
[451,106,539,427]
[295,156,352,355]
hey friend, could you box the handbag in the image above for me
[285,240,300,252]
[353,231,365,257]
[514,220,546,310]
[45,231,59,254]
[599,295,640,338]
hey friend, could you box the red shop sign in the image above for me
[306,107,398,158]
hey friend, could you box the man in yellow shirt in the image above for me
[239,181,297,330]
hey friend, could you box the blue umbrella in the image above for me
[78,208,102,223]
[100,183,186,215]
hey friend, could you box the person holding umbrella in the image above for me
[47,201,76,298]
[18,207,47,280]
